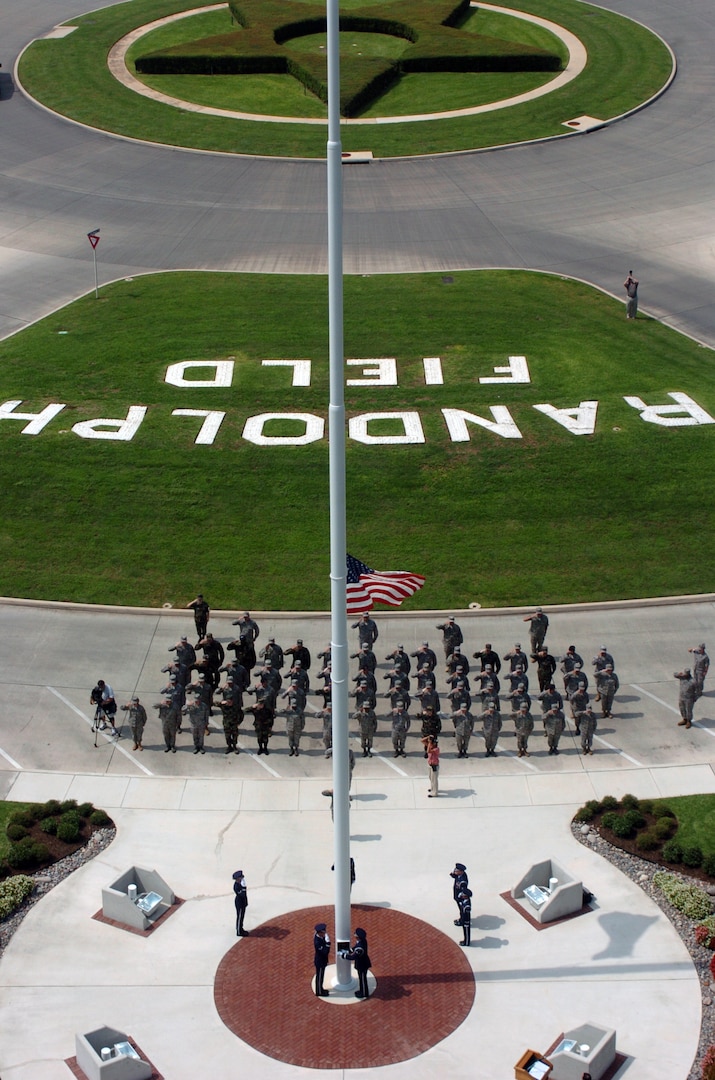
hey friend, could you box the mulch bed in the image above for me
[585,806,715,884]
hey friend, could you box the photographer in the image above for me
[90,679,118,736]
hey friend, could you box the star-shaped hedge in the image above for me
[135,0,561,117]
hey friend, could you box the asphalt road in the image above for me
[1,0,714,343]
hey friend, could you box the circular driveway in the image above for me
[1,0,715,344]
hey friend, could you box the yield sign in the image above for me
[87,229,100,250]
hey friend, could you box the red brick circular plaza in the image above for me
[214,903,476,1069]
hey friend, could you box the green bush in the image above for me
[682,845,704,869]
[610,816,635,839]
[600,811,620,831]
[5,823,28,842]
[635,829,660,852]
[574,805,595,823]
[599,796,619,812]
[77,802,94,819]
[621,793,640,811]
[6,838,49,869]
[639,799,654,815]
[653,871,712,920]
[0,875,34,920]
[9,809,36,829]
[39,817,58,835]
[59,800,78,814]
[61,810,81,828]
[662,839,683,863]
[655,817,676,840]
[39,799,61,817]
[653,804,676,819]
[89,809,111,827]
[624,809,646,830]
[703,854,715,878]
[56,815,80,843]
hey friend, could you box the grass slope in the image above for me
[0,270,713,610]
[18,0,672,157]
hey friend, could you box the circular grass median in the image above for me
[18,0,673,158]
[0,270,712,609]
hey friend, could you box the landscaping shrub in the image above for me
[39,817,58,836]
[639,799,654,815]
[59,800,78,814]
[78,802,94,819]
[610,816,636,839]
[574,805,595,823]
[621,793,640,811]
[6,838,49,870]
[703,854,715,878]
[39,799,61,817]
[653,804,676,819]
[5,823,28,842]
[9,809,36,829]
[694,917,715,950]
[56,817,80,844]
[600,811,620,831]
[623,809,646,830]
[599,796,619,811]
[654,816,676,840]
[682,845,704,869]
[0,875,34,920]
[635,829,660,852]
[89,809,111,827]
[653,872,712,920]
[662,839,683,863]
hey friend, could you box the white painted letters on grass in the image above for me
[0,400,65,435]
[72,406,147,441]
[624,392,715,427]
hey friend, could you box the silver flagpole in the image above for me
[326,0,353,990]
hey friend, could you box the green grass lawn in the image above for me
[658,795,715,858]
[18,0,672,157]
[0,269,713,610]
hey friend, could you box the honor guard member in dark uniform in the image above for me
[233,870,249,936]
[457,887,472,946]
[197,633,224,691]
[473,643,501,674]
[227,632,256,675]
[436,616,463,659]
[451,862,468,923]
[284,639,311,670]
[385,644,411,676]
[313,923,331,996]
[186,594,210,644]
[532,647,557,691]
[344,927,372,998]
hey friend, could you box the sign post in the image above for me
[87,229,100,299]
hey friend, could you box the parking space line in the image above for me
[235,739,282,777]
[593,734,643,766]
[0,746,21,769]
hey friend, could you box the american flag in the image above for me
[346,554,425,615]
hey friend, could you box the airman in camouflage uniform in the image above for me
[481,704,502,757]
[245,700,274,754]
[503,644,529,673]
[352,613,378,647]
[183,694,208,754]
[475,666,501,696]
[351,643,377,673]
[674,668,697,728]
[386,644,411,675]
[514,702,534,757]
[595,664,619,718]
[436,617,463,659]
[452,704,474,758]
[537,683,564,714]
[355,703,378,757]
[446,648,470,677]
[688,645,710,700]
[216,676,243,754]
[569,686,590,734]
[121,696,147,751]
[390,704,410,757]
[317,704,333,756]
[154,698,178,753]
[411,641,437,671]
[579,706,598,754]
[523,608,549,652]
[281,681,307,756]
[259,637,284,670]
[543,705,565,755]
[507,683,531,715]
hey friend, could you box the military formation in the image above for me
[89,599,709,764]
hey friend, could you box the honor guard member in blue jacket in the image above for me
[451,862,468,923]
[344,927,372,999]
[457,887,472,946]
[313,923,331,996]
[233,870,249,936]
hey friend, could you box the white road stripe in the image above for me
[631,683,715,739]
[235,739,281,777]
[47,686,154,777]
[593,734,643,766]
[0,746,21,769]
[371,751,408,777]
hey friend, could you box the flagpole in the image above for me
[326,0,353,990]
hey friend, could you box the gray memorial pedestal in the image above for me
[511,858,583,924]
[549,1022,617,1080]
[101,866,175,931]
[75,1026,152,1080]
